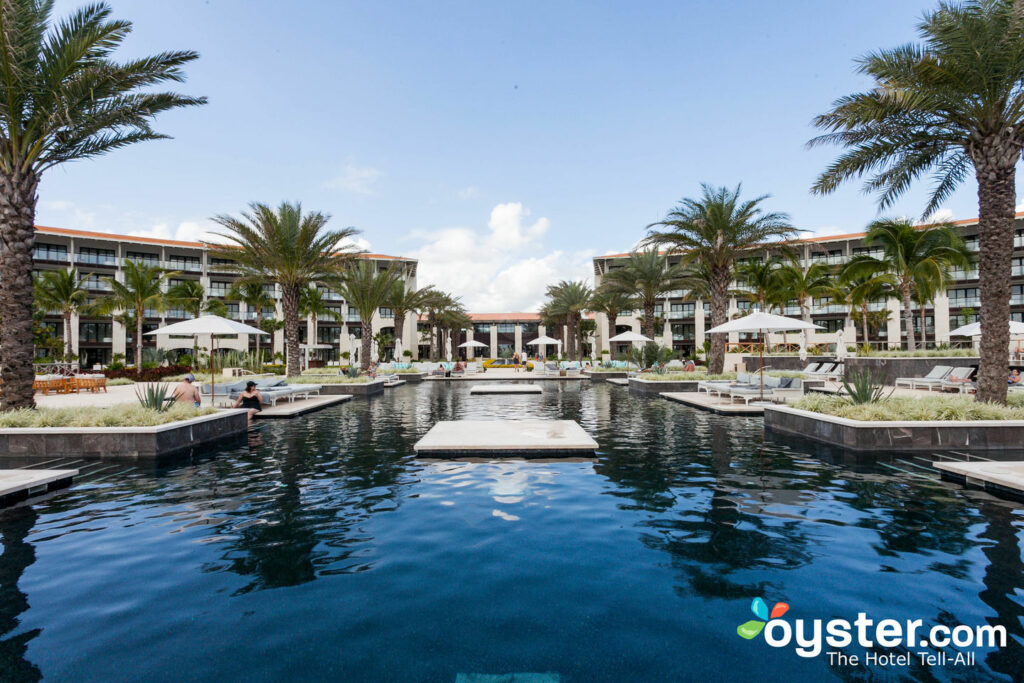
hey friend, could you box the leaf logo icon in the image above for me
[737,597,789,640]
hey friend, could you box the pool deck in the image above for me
[0,468,77,506]
[934,460,1024,497]
[660,392,767,415]
[414,419,598,456]
[606,378,629,386]
[470,384,543,395]
[383,379,407,388]
[255,395,351,418]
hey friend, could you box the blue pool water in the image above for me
[0,382,1022,681]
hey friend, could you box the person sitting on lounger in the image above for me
[682,360,696,372]
[1010,369,1021,385]
[232,381,263,420]
[453,361,464,373]
[432,365,446,377]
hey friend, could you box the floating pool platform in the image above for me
[0,468,77,507]
[934,460,1024,499]
[469,384,543,395]
[606,378,629,386]
[414,419,598,457]
[255,395,351,419]
[660,392,766,415]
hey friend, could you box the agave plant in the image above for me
[135,383,174,412]
[840,370,891,406]
[344,365,361,379]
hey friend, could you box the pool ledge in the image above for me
[764,405,1024,452]
[0,409,250,460]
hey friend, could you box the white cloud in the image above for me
[124,219,230,245]
[799,225,853,239]
[408,202,594,312]
[324,163,383,195]
[927,208,955,222]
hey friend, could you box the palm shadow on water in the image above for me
[0,506,42,682]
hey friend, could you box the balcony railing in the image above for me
[75,254,117,266]
[667,310,694,320]
[164,259,202,272]
[951,269,978,280]
[950,298,981,308]
[33,252,70,263]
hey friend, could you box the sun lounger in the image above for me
[894,365,953,390]
[798,363,822,374]
[933,367,974,392]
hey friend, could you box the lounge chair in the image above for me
[798,363,822,375]
[938,367,976,393]
[805,363,836,377]
[894,365,952,390]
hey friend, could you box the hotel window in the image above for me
[209,257,235,270]
[125,251,159,266]
[948,288,979,307]
[475,324,491,335]
[671,303,695,317]
[671,323,695,340]
[962,235,979,251]
[815,319,845,333]
[325,305,342,319]
[79,322,112,343]
[166,254,201,272]
[1013,284,1024,304]
[317,326,340,344]
[76,246,116,266]
[33,243,68,262]
[379,307,394,318]
[496,324,515,333]
[208,281,231,297]
[737,300,752,312]
[83,274,112,291]
[653,304,663,315]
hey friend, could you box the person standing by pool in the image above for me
[172,373,201,408]
[232,380,264,420]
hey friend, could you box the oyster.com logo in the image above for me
[737,597,788,640]
[735,595,1004,668]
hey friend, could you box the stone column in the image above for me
[695,301,706,348]
[467,328,475,360]
[886,297,903,349]
[933,292,951,345]
[514,323,523,356]
[489,324,498,358]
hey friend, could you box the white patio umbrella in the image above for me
[459,339,487,360]
[526,335,562,360]
[949,320,1024,336]
[145,315,268,403]
[607,330,654,372]
[706,309,821,401]
[834,330,847,362]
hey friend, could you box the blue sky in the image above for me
[39,0,1014,311]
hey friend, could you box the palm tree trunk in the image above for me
[136,310,144,370]
[974,158,1015,404]
[360,317,372,370]
[643,301,656,340]
[901,282,916,351]
[254,305,262,366]
[708,266,729,375]
[393,308,405,355]
[861,308,869,347]
[282,284,301,377]
[428,315,437,360]
[63,311,73,364]
[0,170,39,409]
[919,304,927,349]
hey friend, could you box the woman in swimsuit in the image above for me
[232,380,264,420]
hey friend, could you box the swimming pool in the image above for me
[0,382,1021,681]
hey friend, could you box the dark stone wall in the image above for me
[320,380,386,396]
[843,357,978,385]
[742,356,835,372]
[764,406,1020,452]
[628,378,700,394]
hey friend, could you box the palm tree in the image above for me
[0,1,204,408]
[385,284,436,357]
[331,261,401,370]
[836,269,896,347]
[97,260,176,368]
[210,202,360,377]
[602,249,686,342]
[299,286,342,351]
[227,281,276,364]
[33,268,90,363]
[809,0,1024,401]
[421,289,460,360]
[841,219,970,351]
[645,184,796,374]
[735,256,784,311]
[544,280,593,360]
[775,255,834,323]
[588,285,635,353]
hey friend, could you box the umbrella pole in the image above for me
[760,329,764,401]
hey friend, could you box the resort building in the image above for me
[592,213,1024,357]
[417,313,551,359]
[31,226,419,368]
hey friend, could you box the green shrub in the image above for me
[792,394,1024,421]
[135,383,173,412]
[0,403,215,428]
[107,377,135,386]
[841,370,890,405]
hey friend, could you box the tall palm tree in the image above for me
[299,286,342,350]
[210,202,360,377]
[544,280,593,360]
[645,184,796,374]
[385,284,436,357]
[97,260,176,368]
[602,249,686,342]
[331,261,401,370]
[0,1,204,408]
[588,285,635,352]
[227,281,276,364]
[167,279,223,362]
[837,269,896,346]
[809,0,1024,401]
[421,289,460,360]
[841,219,970,351]
[735,256,784,311]
[33,268,90,363]
[775,255,834,323]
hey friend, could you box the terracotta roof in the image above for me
[34,224,414,260]
[417,312,543,322]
